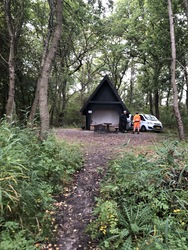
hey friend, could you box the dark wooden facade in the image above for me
[80,75,130,130]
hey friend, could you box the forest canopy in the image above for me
[0,0,188,139]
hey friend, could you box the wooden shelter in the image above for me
[80,75,130,131]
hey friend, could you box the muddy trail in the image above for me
[46,129,160,250]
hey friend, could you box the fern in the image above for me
[121,236,134,250]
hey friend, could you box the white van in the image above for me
[127,114,163,132]
[140,114,163,132]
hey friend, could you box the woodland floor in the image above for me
[44,128,164,250]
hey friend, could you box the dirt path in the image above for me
[51,129,161,250]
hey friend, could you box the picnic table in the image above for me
[103,122,112,132]
[93,124,106,133]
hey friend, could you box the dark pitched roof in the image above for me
[80,75,129,114]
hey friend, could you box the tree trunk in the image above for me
[153,64,161,118]
[38,0,62,140]
[28,6,54,126]
[168,0,185,140]
[28,32,53,127]
[154,91,159,118]
[149,92,153,114]
[129,61,135,105]
[184,59,188,112]
[5,33,15,123]
[4,0,23,123]
[183,1,188,112]
[28,84,39,127]
[184,0,188,22]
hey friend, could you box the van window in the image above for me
[140,115,144,121]
[144,114,158,121]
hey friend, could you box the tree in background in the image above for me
[168,0,185,140]
[38,0,62,140]
[1,0,188,137]
[4,0,25,123]
[28,0,62,140]
[47,0,113,127]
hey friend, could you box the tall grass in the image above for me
[0,122,83,249]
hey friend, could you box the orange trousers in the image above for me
[134,122,140,129]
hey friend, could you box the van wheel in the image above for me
[141,126,146,132]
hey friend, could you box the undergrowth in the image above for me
[0,122,83,249]
[87,140,188,250]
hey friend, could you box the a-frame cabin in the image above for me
[80,75,130,130]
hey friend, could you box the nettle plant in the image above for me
[88,140,188,250]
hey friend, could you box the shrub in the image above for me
[88,140,188,249]
[0,122,83,248]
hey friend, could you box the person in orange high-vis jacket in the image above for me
[133,112,141,134]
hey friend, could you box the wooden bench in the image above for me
[108,125,119,133]
[93,124,118,133]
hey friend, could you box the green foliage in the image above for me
[0,222,36,250]
[160,104,188,134]
[87,199,119,239]
[1,0,188,132]
[88,140,188,249]
[0,122,83,248]
[64,94,84,128]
